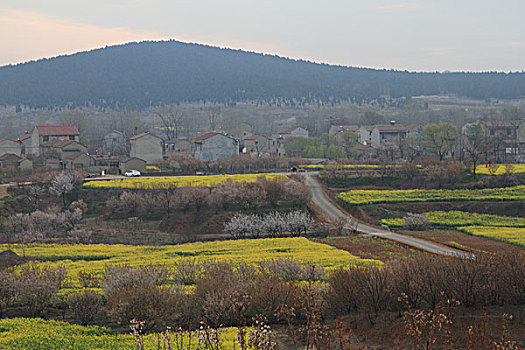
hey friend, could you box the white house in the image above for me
[194,132,239,161]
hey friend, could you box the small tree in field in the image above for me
[49,172,77,207]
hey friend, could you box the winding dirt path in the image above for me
[304,173,473,258]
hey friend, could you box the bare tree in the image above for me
[154,105,184,140]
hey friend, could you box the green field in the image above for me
[3,238,380,288]
[337,185,525,205]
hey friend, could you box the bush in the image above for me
[67,289,103,325]
[402,213,430,230]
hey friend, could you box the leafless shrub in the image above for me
[14,263,65,316]
[108,285,182,331]
[0,270,17,317]
[102,265,157,297]
[403,212,430,230]
[258,258,325,282]
[67,289,103,325]
[172,258,204,285]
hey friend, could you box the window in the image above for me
[43,136,49,142]
[69,135,75,140]
[507,129,512,135]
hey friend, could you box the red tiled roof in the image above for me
[42,139,76,148]
[195,131,218,142]
[282,126,299,133]
[360,125,375,131]
[35,126,79,135]
[46,159,61,164]
[0,153,22,162]
[18,134,31,141]
[244,135,262,141]
[130,132,149,140]
[64,152,87,160]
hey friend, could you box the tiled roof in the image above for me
[282,126,299,133]
[195,131,218,141]
[130,132,149,140]
[359,125,375,131]
[35,126,79,135]
[42,139,76,148]
[0,153,22,161]
[64,152,86,160]
[18,134,31,141]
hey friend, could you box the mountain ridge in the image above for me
[1,39,524,109]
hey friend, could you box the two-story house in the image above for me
[194,132,239,161]
[30,126,80,156]
[130,133,164,164]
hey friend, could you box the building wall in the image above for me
[30,128,79,156]
[244,136,270,153]
[358,127,373,145]
[66,154,94,170]
[130,135,163,164]
[195,134,239,161]
[290,128,309,138]
[119,158,147,173]
[0,140,22,157]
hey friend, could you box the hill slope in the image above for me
[0,40,524,108]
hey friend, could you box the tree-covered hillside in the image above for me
[0,40,524,109]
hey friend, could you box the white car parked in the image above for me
[124,170,141,177]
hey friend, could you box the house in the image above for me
[194,132,239,161]
[119,157,147,174]
[243,135,271,154]
[30,126,80,156]
[0,154,22,171]
[102,130,129,156]
[277,126,309,139]
[471,120,524,162]
[130,133,164,164]
[358,124,410,146]
[357,126,375,145]
[64,152,94,170]
[0,138,22,157]
[44,158,62,169]
[19,157,33,171]
[164,140,192,154]
[269,136,287,156]
[328,125,359,136]
[41,140,88,161]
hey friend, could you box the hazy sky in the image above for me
[1,0,524,72]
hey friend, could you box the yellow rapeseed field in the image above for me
[475,164,525,175]
[0,318,240,350]
[3,238,380,288]
[83,173,287,189]
[457,226,525,247]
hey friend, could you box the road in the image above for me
[304,173,473,258]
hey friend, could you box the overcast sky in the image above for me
[1,0,524,72]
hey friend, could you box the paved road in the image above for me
[304,173,473,258]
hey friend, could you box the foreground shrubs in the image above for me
[325,252,525,317]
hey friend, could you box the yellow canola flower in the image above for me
[457,226,525,247]
[2,237,380,289]
[83,173,287,189]
[0,318,240,350]
[338,185,525,205]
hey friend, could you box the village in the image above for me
[1,117,524,177]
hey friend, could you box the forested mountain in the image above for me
[1,40,524,109]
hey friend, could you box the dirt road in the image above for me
[304,173,473,258]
